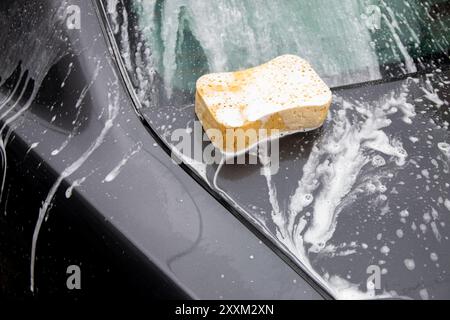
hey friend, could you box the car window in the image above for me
[133,0,449,94]
[101,0,450,299]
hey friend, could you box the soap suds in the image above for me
[103,141,143,183]
[30,83,120,292]
[419,289,430,300]
[404,259,416,271]
[291,93,410,253]
[255,89,415,299]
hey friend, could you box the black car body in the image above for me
[0,0,449,300]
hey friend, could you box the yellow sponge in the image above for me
[195,54,332,154]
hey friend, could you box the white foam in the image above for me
[404,259,416,271]
[438,142,450,159]
[65,176,87,199]
[445,199,450,212]
[103,141,142,183]
[30,84,121,292]
[106,0,120,34]
[257,90,416,298]
[421,82,444,107]
[215,107,245,127]
[399,209,409,218]
[290,94,411,253]
[326,274,394,300]
[380,245,390,255]
[382,8,417,74]
[419,289,430,300]
[51,61,102,156]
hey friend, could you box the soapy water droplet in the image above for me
[399,209,409,218]
[430,252,438,262]
[366,183,377,193]
[419,289,429,300]
[302,194,314,207]
[380,246,390,255]
[438,142,450,158]
[404,259,416,271]
[371,155,386,167]
[395,147,407,163]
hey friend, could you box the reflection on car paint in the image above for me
[0,0,448,299]
[31,81,121,292]
[104,0,450,299]
[50,61,102,156]
[103,141,143,183]
[0,1,136,293]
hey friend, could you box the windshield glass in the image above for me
[133,0,449,95]
[102,0,450,299]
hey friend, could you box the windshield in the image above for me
[132,0,449,94]
[102,0,450,299]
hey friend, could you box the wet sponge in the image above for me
[195,54,332,154]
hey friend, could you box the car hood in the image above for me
[99,0,450,299]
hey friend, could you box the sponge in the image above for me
[195,54,332,154]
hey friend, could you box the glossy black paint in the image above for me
[1,0,449,300]
[0,0,323,299]
[103,0,450,299]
